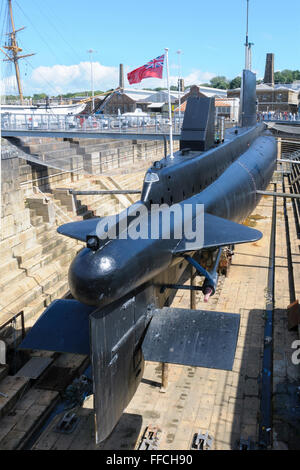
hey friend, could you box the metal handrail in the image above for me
[0,310,25,340]
[1,112,184,135]
[32,186,74,223]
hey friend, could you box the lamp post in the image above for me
[165,48,174,159]
[87,49,96,113]
[177,50,182,127]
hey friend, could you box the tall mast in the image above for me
[0,0,35,103]
[244,0,253,70]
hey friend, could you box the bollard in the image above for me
[190,266,197,310]
[160,362,169,393]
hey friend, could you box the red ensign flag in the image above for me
[127,55,165,85]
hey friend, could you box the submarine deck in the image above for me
[27,176,300,450]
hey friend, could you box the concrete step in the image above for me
[30,261,67,293]
[44,279,69,306]
[29,214,44,227]
[69,137,113,145]
[21,243,75,274]
[0,258,19,276]
[40,237,65,255]
[22,298,48,325]
[18,137,56,146]
[23,141,72,153]
[0,365,9,382]
[0,268,27,293]
[35,223,49,236]
[0,228,38,264]
[13,244,43,265]
[36,229,60,245]
[42,147,79,159]
[1,279,43,317]
[78,142,124,154]
[0,376,30,419]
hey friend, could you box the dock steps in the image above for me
[0,350,88,450]
[0,376,30,419]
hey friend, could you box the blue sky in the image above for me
[1,0,300,96]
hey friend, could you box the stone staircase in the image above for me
[0,143,150,450]
[8,136,83,173]
[0,216,82,348]
[52,171,144,219]
[0,169,146,349]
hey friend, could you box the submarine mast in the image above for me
[244,0,254,71]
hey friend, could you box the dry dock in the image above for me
[32,180,300,450]
[0,136,300,451]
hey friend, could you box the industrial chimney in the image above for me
[178,78,185,92]
[119,64,124,89]
[263,53,274,86]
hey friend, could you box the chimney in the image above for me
[119,64,124,89]
[264,53,274,86]
[178,78,185,92]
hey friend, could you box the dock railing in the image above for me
[1,112,184,135]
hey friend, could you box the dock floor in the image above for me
[31,183,300,450]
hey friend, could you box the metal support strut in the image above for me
[159,249,222,303]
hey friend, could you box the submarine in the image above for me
[20,68,277,443]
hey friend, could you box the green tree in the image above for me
[33,93,47,100]
[293,70,300,81]
[275,69,294,84]
[229,76,241,89]
[209,76,230,89]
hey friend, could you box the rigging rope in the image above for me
[32,0,83,65]
[14,0,62,64]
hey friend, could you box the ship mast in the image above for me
[0,0,35,103]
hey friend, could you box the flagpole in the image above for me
[164,48,174,159]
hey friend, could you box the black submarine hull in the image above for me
[68,129,276,307]
[19,77,277,444]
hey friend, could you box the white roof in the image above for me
[274,85,299,93]
[147,102,165,108]
[122,88,185,103]
[122,88,153,101]
[229,83,298,94]
[256,83,273,90]
[184,85,227,96]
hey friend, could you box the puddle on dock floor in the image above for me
[243,213,267,227]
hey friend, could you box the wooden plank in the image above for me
[15,357,53,379]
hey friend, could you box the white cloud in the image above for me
[183,70,216,86]
[25,61,119,95]
[2,60,216,97]
[124,68,216,90]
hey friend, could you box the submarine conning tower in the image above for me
[180,96,216,152]
[141,70,265,207]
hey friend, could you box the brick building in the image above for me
[227,83,298,113]
[97,85,226,115]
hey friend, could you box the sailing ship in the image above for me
[0,0,87,116]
